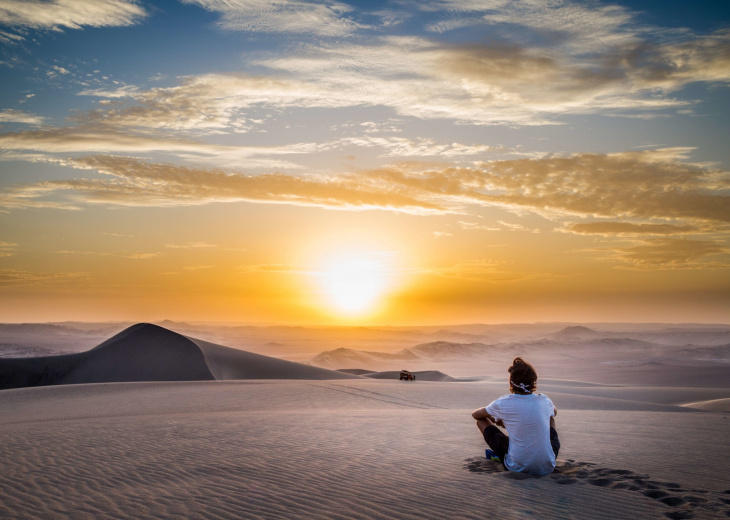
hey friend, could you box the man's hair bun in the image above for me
[508,357,537,394]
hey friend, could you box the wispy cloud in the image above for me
[57,250,111,256]
[426,259,536,283]
[0,0,147,31]
[0,28,23,43]
[337,136,508,157]
[44,21,729,135]
[0,155,442,213]
[2,150,728,227]
[181,0,362,36]
[425,0,638,50]
[0,241,17,257]
[458,221,500,231]
[0,126,320,168]
[562,222,701,236]
[0,109,45,125]
[611,238,729,270]
[0,268,90,286]
[166,242,218,249]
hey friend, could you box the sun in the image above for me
[319,253,390,316]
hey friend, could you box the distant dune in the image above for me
[364,370,457,382]
[0,323,356,390]
[307,347,418,370]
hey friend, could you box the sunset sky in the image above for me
[0,0,729,325]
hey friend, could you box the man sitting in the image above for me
[472,357,560,476]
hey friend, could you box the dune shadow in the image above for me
[464,457,730,519]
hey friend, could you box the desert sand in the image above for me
[1,324,729,519]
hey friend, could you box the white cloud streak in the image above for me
[0,109,45,125]
[181,0,362,36]
[0,0,147,31]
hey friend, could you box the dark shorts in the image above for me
[483,425,560,468]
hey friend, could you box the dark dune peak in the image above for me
[0,323,355,390]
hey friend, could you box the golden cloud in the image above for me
[15,155,443,213]
[563,222,700,236]
[2,150,728,230]
[0,126,319,169]
[0,269,91,286]
[612,238,729,270]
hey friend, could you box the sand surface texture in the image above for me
[2,378,729,520]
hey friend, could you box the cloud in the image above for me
[57,250,111,256]
[0,241,17,257]
[0,109,45,125]
[426,259,536,283]
[0,29,23,43]
[458,221,500,231]
[611,238,729,269]
[166,242,218,249]
[56,25,730,133]
[0,269,90,286]
[0,0,147,31]
[2,150,728,229]
[73,74,354,131]
[181,0,362,37]
[256,33,730,122]
[425,0,638,51]
[337,136,507,157]
[496,220,540,233]
[0,126,319,168]
[465,149,730,224]
[0,155,442,213]
[563,222,700,236]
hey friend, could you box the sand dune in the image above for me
[0,323,355,390]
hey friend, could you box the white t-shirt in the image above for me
[485,393,556,476]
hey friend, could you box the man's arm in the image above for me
[472,407,492,420]
[472,407,505,427]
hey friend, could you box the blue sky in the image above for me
[0,0,728,324]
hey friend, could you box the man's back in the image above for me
[486,393,556,475]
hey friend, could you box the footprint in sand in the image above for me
[464,458,730,519]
